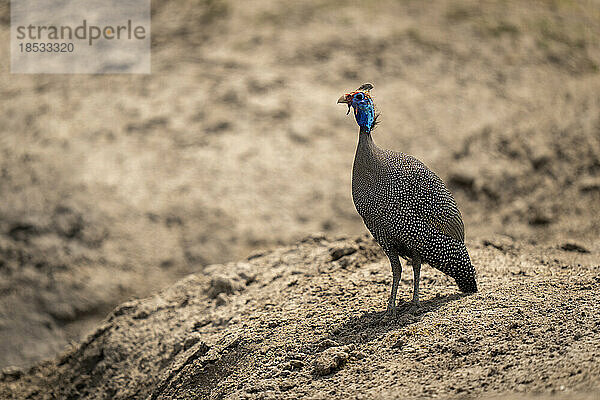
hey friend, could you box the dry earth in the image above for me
[0,0,599,397]
[1,235,599,399]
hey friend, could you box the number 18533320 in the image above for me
[19,42,74,52]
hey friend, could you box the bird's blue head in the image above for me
[338,83,378,133]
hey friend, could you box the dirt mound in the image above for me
[1,235,598,399]
[1,0,599,368]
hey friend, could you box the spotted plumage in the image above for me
[338,83,477,313]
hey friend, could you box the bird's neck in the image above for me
[354,128,380,171]
[357,128,377,155]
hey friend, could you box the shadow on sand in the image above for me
[315,293,466,349]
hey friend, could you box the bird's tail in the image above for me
[455,268,477,293]
[444,246,477,293]
[423,237,478,294]
[439,258,477,293]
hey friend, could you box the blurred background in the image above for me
[0,0,599,368]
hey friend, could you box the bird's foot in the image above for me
[377,301,398,322]
[385,304,398,318]
[381,298,411,320]
[408,299,420,314]
[376,306,397,323]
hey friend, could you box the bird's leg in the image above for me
[411,253,422,306]
[385,250,402,316]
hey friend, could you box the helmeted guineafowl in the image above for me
[337,83,477,314]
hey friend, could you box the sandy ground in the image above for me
[1,235,599,399]
[0,0,599,398]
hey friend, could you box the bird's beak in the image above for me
[337,94,350,104]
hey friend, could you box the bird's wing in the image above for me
[399,154,465,242]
